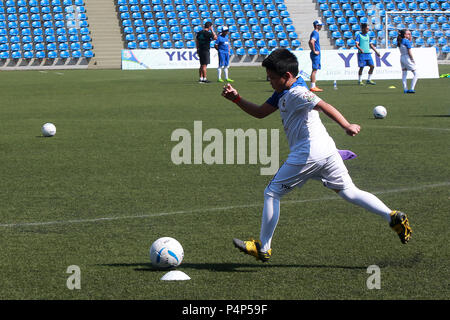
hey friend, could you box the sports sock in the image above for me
[338,186,391,222]
[368,73,372,81]
[358,74,362,82]
[411,70,418,90]
[260,192,280,252]
[311,82,316,88]
[402,70,408,91]
[224,67,229,79]
[217,67,222,80]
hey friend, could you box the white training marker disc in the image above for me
[160,270,191,281]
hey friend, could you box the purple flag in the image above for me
[338,149,358,161]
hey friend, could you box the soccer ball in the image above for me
[373,106,387,119]
[150,237,184,269]
[41,123,56,137]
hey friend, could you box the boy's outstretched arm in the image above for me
[314,100,361,136]
[222,83,278,119]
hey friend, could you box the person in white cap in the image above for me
[214,26,233,82]
[309,20,323,92]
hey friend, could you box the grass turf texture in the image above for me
[0,65,449,300]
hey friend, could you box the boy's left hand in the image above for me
[222,83,239,101]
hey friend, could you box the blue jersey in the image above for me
[216,34,230,53]
[399,38,412,56]
[309,30,320,53]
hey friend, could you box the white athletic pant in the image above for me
[259,152,392,252]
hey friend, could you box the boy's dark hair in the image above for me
[397,29,406,47]
[204,21,212,28]
[361,23,368,30]
[262,48,299,77]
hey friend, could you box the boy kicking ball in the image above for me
[221,49,412,262]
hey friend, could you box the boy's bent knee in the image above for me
[264,186,282,200]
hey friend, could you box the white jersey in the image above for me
[268,81,337,164]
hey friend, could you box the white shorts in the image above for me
[265,151,355,198]
[400,55,416,71]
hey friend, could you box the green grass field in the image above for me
[0,65,449,300]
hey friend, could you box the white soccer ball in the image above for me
[150,237,184,269]
[373,106,387,119]
[41,123,56,137]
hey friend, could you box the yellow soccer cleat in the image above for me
[233,238,272,262]
[389,210,412,244]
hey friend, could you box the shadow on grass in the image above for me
[97,262,368,273]
[411,114,450,118]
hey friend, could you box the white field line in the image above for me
[0,182,448,228]
[365,125,450,132]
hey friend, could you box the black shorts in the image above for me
[198,49,210,65]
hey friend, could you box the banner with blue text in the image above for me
[293,48,439,80]
[122,49,219,70]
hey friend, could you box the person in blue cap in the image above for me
[215,26,234,83]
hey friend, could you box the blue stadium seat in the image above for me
[244,39,254,47]
[438,37,447,46]
[236,48,245,55]
[71,50,81,58]
[415,38,424,46]
[248,47,257,55]
[335,38,345,47]
[422,30,433,38]
[426,38,436,46]
[268,39,277,48]
[265,31,274,39]
[343,30,352,38]
[35,50,45,58]
[12,51,22,59]
[186,40,196,48]
[341,24,350,31]
[60,50,70,59]
[174,40,184,49]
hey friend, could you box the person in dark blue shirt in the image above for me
[196,22,217,83]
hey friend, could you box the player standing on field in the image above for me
[196,22,217,83]
[397,29,418,94]
[355,23,380,85]
[309,20,323,92]
[221,49,412,262]
[215,26,234,83]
